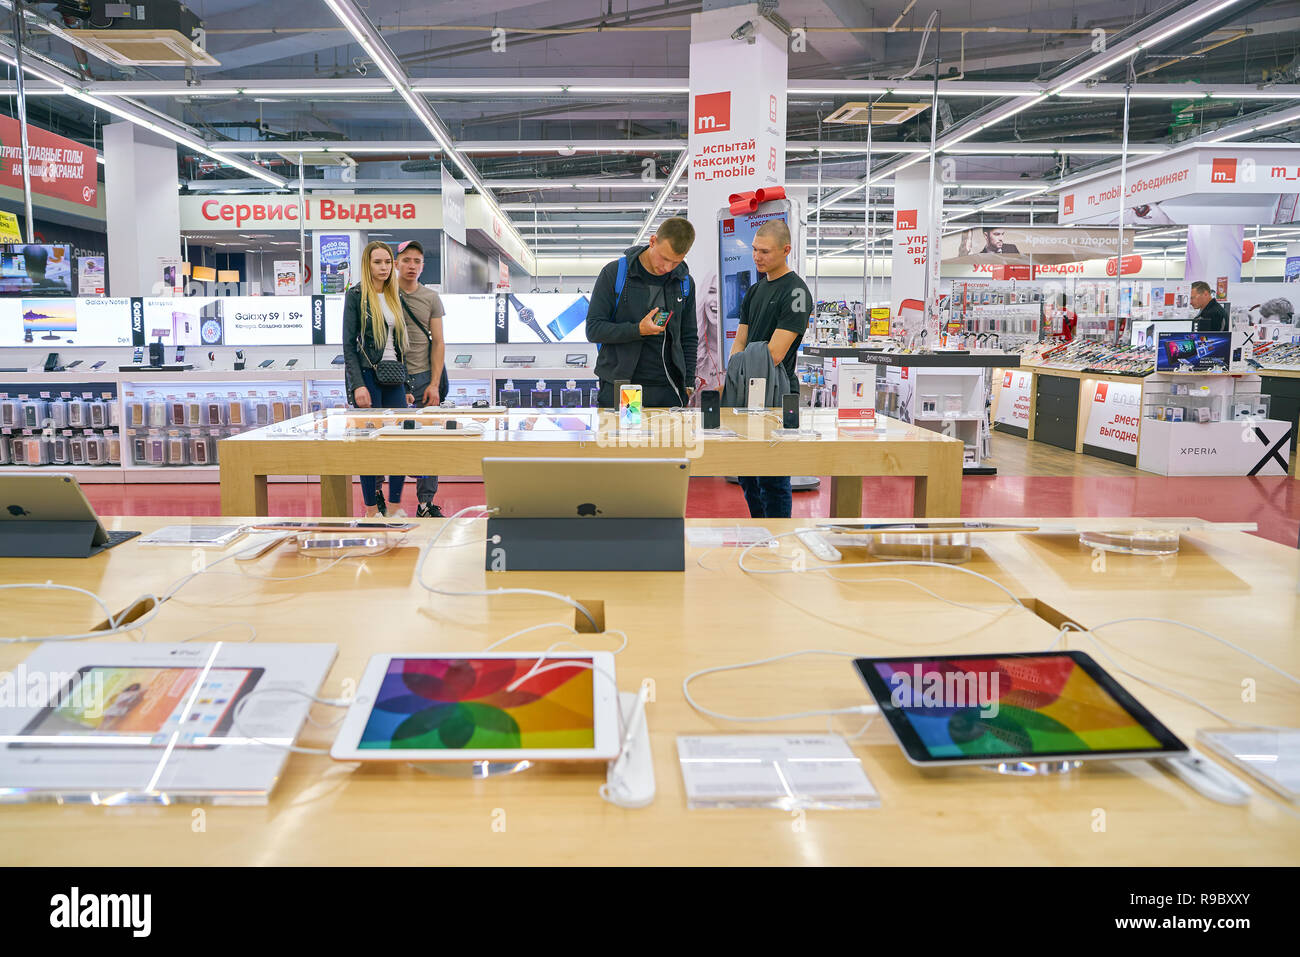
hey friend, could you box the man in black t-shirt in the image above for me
[730,220,812,518]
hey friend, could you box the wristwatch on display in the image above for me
[510,294,552,343]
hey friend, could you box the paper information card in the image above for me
[677,733,880,810]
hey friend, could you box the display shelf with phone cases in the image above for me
[0,341,595,483]
[119,379,304,468]
[0,379,121,479]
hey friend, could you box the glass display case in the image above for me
[1143,380,1269,424]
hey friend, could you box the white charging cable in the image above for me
[0,582,164,643]
[229,687,360,756]
[683,649,880,723]
[0,531,351,644]
[1050,618,1299,730]
[415,504,602,631]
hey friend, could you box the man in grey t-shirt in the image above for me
[396,240,447,518]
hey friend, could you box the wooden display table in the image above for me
[217,407,965,519]
[1,516,1295,866]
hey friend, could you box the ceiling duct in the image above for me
[59,0,219,66]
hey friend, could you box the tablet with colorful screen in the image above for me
[852,651,1185,766]
[331,653,620,761]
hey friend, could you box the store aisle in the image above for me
[80,473,1300,547]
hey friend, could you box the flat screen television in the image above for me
[0,244,74,296]
[1156,331,1233,372]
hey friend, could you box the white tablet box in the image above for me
[0,642,337,805]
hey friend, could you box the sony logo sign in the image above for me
[1179,447,1218,455]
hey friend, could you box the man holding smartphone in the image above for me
[585,218,698,408]
[731,220,812,518]
[395,240,446,518]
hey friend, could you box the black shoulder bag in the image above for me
[358,296,407,386]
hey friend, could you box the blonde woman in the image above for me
[343,240,414,518]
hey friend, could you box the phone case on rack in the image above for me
[167,436,188,465]
[22,400,47,428]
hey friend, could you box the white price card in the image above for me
[685,526,776,548]
[677,734,880,810]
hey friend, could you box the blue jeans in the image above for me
[738,476,792,518]
[407,370,440,503]
[353,367,408,508]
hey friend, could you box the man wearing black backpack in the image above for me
[585,218,698,408]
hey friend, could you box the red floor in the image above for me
[81,475,1300,548]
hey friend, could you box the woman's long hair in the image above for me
[358,240,408,354]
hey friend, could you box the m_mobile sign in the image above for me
[1057,144,1300,226]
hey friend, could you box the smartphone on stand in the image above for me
[701,390,721,430]
[619,384,643,429]
[781,393,800,429]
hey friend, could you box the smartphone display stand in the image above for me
[0,521,106,558]
[409,759,533,779]
[486,517,685,571]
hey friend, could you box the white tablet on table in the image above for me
[331,652,621,762]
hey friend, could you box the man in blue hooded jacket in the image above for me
[584,217,699,408]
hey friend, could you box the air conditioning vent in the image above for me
[277,151,352,167]
[824,101,930,125]
[72,29,220,67]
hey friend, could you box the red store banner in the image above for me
[0,115,99,207]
